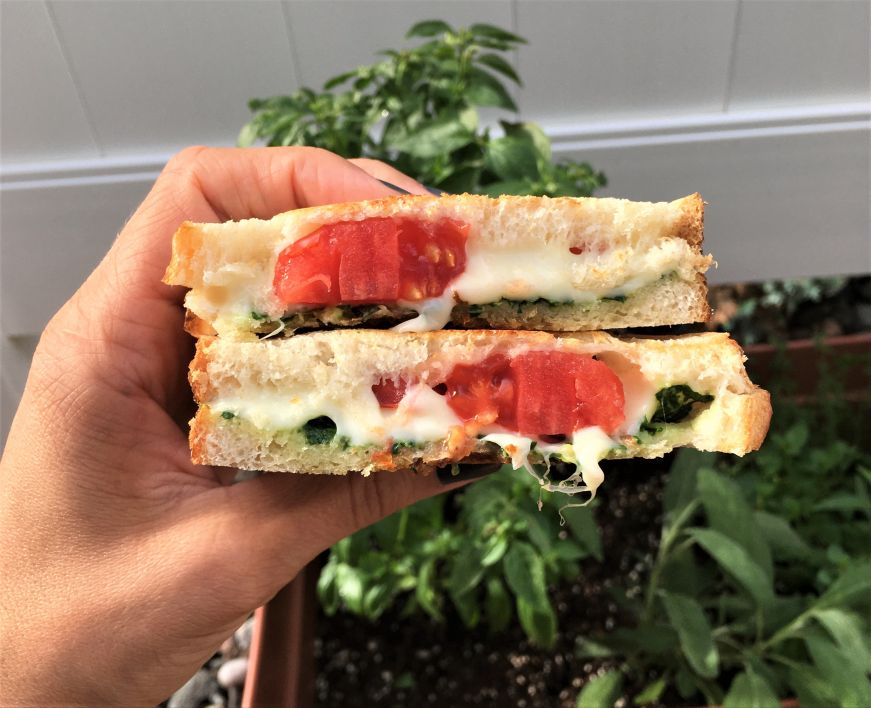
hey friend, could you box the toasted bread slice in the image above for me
[188,330,770,489]
[165,193,711,338]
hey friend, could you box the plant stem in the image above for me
[642,499,701,622]
[757,608,810,653]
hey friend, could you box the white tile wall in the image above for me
[571,128,871,285]
[516,0,739,122]
[286,0,514,90]
[1,177,153,335]
[728,0,871,109]
[0,1,99,163]
[48,0,299,155]
[1,335,39,447]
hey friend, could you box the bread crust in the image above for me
[675,193,705,248]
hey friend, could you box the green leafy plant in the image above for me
[573,349,871,707]
[240,20,605,197]
[713,277,850,345]
[318,467,602,647]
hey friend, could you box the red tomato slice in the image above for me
[338,219,400,302]
[372,378,407,408]
[273,228,340,305]
[273,217,468,306]
[444,354,515,429]
[511,351,579,436]
[512,352,625,436]
[574,358,625,434]
[445,350,625,437]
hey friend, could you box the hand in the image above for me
[0,147,456,706]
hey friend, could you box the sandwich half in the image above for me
[165,193,712,339]
[189,330,770,497]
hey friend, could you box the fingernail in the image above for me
[437,462,503,485]
[424,185,446,196]
[378,179,411,195]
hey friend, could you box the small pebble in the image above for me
[227,685,241,708]
[168,669,219,708]
[216,657,249,688]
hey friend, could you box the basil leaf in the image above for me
[651,385,714,424]
[302,416,337,445]
[406,19,452,39]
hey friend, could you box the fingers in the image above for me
[349,158,433,196]
[117,147,408,303]
[47,147,419,407]
[222,469,465,584]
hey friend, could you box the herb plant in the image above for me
[713,276,850,345]
[318,467,602,648]
[575,348,871,707]
[240,20,606,197]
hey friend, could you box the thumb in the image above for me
[216,468,469,597]
[235,469,447,560]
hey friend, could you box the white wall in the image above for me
[2,0,870,444]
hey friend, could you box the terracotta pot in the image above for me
[241,565,318,708]
[743,332,871,400]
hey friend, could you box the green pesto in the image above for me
[391,440,421,455]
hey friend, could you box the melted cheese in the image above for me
[214,383,462,446]
[448,238,693,304]
[482,428,616,499]
[392,294,456,332]
[384,238,697,331]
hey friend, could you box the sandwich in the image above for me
[164,193,711,338]
[189,330,771,497]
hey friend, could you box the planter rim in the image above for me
[743,331,871,353]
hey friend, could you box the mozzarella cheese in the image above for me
[482,428,615,500]
[214,383,464,446]
[453,238,695,304]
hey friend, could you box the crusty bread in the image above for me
[165,193,711,338]
[188,330,770,474]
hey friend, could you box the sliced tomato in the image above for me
[445,350,625,437]
[444,354,515,429]
[338,219,400,302]
[511,352,624,435]
[372,377,407,408]
[511,351,579,436]
[573,358,625,434]
[273,217,468,306]
[396,218,467,300]
[273,228,340,305]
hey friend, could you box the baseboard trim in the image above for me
[2,101,868,188]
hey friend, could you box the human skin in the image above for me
[0,147,466,706]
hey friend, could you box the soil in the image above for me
[314,455,673,708]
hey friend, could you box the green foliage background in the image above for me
[239,20,606,197]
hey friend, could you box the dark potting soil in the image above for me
[314,456,672,708]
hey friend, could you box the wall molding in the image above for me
[2,101,868,189]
